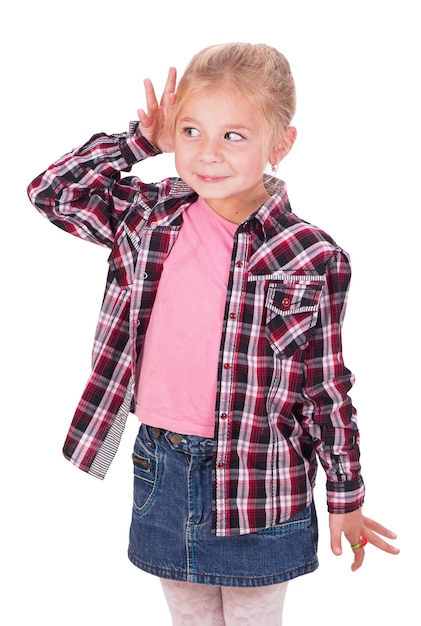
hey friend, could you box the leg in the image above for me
[221,582,288,626]
[160,578,226,626]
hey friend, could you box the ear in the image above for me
[269,126,297,166]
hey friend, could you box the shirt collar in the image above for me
[253,176,292,237]
[165,175,291,237]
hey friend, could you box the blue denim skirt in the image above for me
[128,424,319,587]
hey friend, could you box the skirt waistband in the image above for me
[142,423,215,456]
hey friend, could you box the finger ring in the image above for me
[350,537,368,550]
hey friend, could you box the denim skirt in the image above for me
[128,424,319,587]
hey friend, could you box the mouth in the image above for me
[196,174,229,183]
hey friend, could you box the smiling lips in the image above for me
[196,173,229,183]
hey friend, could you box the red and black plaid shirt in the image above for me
[27,123,365,536]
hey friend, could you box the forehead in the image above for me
[179,89,262,126]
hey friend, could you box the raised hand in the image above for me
[137,67,177,153]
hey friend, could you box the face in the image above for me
[174,90,273,222]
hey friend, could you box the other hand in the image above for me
[329,508,399,571]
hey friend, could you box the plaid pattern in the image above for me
[28,124,365,536]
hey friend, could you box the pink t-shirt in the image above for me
[134,196,237,437]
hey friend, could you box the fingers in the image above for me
[162,66,177,100]
[143,78,159,118]
[363,517,400,555]
[143,67,177,114]
[350,545,365,571]
[159,67,177,123]
[347,534,367,572]
[330,526,366,571]
[367,533,400,555]
[329,524,343,556]
[329,510,399,573]
[329,509,362,557]
[136,67,177,152]
[363,516,398,540]
[137,67,177,137]
[330,529,366,571]
[349,519,400,571]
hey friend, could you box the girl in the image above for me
[27,43,399,625]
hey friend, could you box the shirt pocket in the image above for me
[265,281,323,358]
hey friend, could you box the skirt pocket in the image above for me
[132,426,161,515]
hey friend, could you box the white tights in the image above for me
[160,578,288,626]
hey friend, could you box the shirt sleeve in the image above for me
[27,122,161,248]
[296,247,365,514]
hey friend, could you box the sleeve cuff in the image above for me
[119,121,162,166]
[326,477,365,514]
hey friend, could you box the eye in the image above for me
[225,131,244,141]
[182,127,200,137]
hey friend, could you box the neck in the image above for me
[204,190,270,225]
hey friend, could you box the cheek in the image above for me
[246,154,268,176]
[174,140,191,164]
[237,146,268,171]
[174,143,184,168]
[174,149,191,180]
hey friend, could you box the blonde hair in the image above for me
[171,42,296,151]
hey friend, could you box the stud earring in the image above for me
[271,163,278,175]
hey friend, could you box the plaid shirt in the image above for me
[28,123,365,536]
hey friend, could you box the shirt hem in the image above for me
[136,414,215,439]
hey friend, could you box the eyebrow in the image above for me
[179,117,252,131]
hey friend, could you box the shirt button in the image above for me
[220,413,228,420]
[282,298,291,308]
[223,363,231,370]
[236,261,243,268]
[229,312,237,319]
[217,462,225,469]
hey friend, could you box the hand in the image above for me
[137,66,177,153]
[329,508,399,571]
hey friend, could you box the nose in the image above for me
[198,137,222,163]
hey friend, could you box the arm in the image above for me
[27,67,177,248]
[27,127,161,248]
[296,248,399,567]
[298,248,364,511]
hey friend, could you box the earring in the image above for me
[271,163,278,175]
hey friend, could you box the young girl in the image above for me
[27,43,399,625]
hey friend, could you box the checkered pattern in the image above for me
[27,123,365,536]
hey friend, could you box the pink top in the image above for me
[135,196,237,437]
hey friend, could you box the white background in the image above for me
[2,1,419,624]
